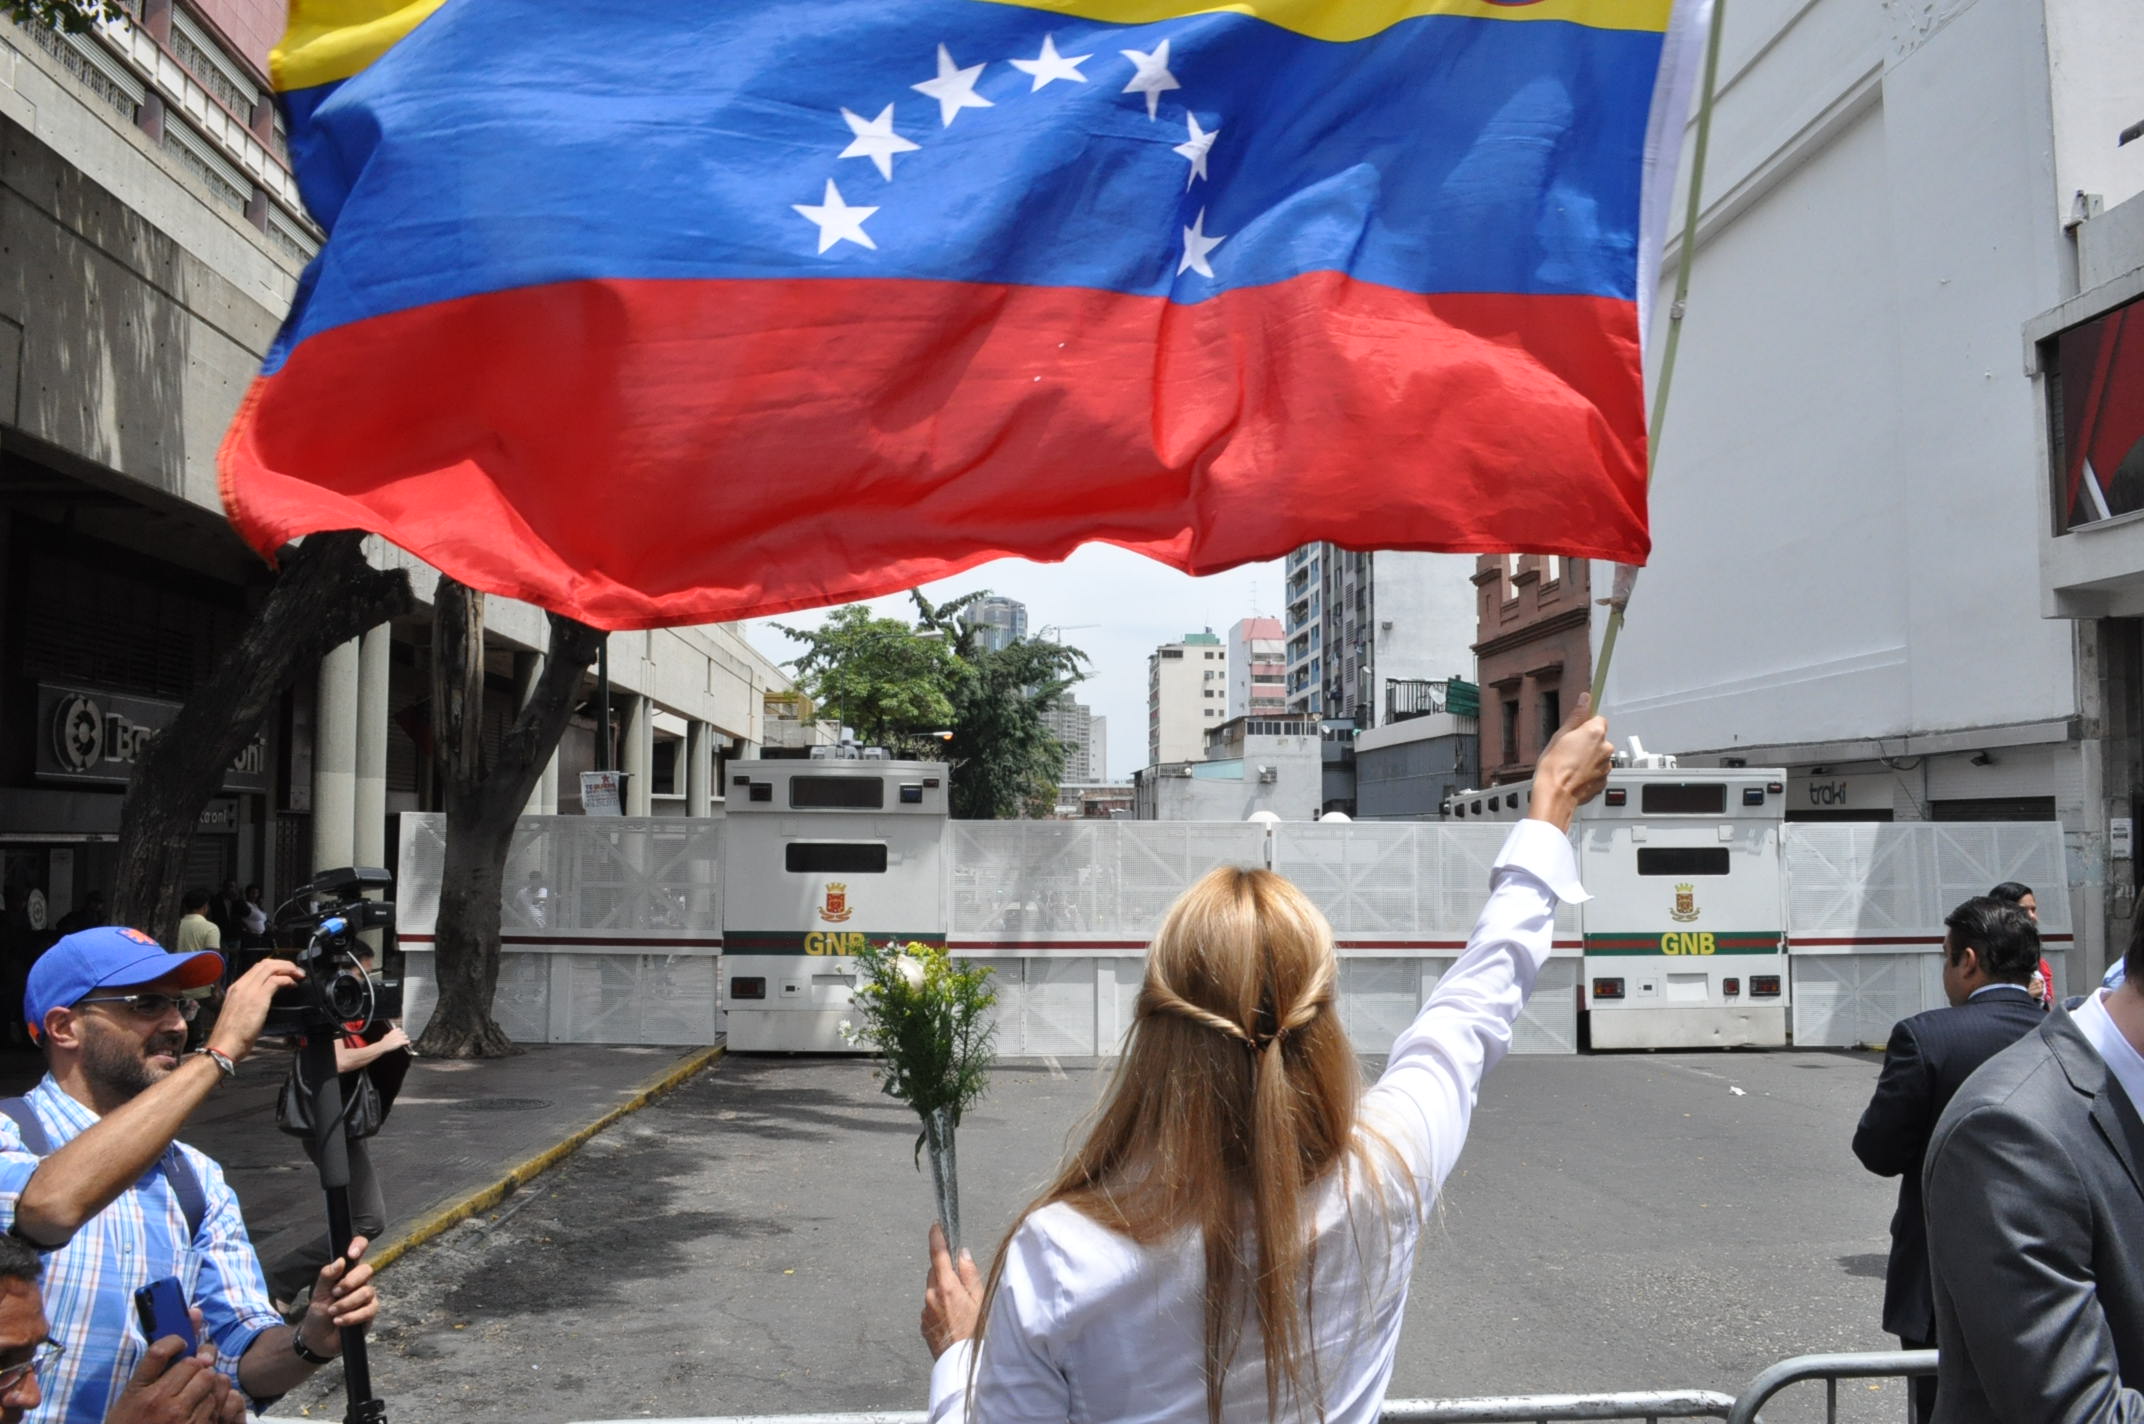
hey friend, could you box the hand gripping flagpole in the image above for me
[1590,0,1729,712]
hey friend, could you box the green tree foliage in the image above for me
[6,0,125,32]
[774,604,958,752]
[780,593,1088,818]
[943,636,1086,820]
[841,940,997,1132]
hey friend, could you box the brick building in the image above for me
[1472,555,1590,783]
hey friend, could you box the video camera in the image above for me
[266,865,402,1035]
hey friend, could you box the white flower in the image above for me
[896,955,928,990]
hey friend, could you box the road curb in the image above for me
[369,1041,727,1272]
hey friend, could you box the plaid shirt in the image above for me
[0,1076,282,1424]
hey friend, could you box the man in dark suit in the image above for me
[1852,896,2045,1423]
[1923,921,2144,1422]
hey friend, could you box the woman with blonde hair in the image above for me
[920,699,1613,1423]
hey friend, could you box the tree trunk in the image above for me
[110,532,411,939]
[416,577,602,1058]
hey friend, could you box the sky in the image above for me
[741,546,1285,779]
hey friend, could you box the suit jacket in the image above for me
[1922,1010,2144,1423]
[1851,985,2044,1341]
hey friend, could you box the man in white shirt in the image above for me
[1922,933,2144,1422]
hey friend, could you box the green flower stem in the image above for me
[844,940,998,1248]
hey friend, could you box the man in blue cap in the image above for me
[0,927,381,1423]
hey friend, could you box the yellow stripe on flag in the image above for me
[980,0,1673,39]
[272,0,448,93]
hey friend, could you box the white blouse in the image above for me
[929,818,1585,1423]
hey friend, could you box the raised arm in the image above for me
[13,959,302,1246]
[1364,697,1610,1197]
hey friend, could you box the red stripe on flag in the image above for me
[221,272,1646,629]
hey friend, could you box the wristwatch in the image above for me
[291,1327,335,1365]
[192,1047,237,1082]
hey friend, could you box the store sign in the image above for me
[35,684,270,793]
[1789,771,1896,814]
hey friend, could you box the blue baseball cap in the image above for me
[24,927,223,1041]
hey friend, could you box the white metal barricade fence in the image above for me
[394,813,2072,1052]
[1781,822,2071,1047]
[1273,822,1582,1056]
[398,813,724,1046]
[941,819,1582,1056]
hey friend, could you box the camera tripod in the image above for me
[298,1024,388,1423]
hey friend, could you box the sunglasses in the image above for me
[0,1339,62,1393]
[73,988,213,1023]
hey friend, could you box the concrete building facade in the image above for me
[1040,695,1097,782]
[961,595,1027,654]
[1475,554,1591,784]
[1226,616,1286,720]
[1593,0,2142,977]
[1133,715,1322,821]
[1146,629,1224,767]
[0,3,790,931]
[1355,711,1482,822]
[1283,546,1474,729]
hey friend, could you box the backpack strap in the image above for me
[0,1096,205,1239]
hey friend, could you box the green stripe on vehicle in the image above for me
[1586,931,1783,956]
[725,930,947,956]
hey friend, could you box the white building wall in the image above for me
[1136,737,1321,821]
[1367,553,1478,725]
[2046,0,2144,223]
[1600,0,2076,757]
[1147,638,1225,767]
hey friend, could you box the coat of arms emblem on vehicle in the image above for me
[819,882,852,923]
[1670,883,1700,923]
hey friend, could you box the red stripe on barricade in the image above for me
[947,940,1149,951]
[395,934,725,948]
[1792,934,2076,946]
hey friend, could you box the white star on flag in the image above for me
[839,104,920,180]
[912,44,994,127]
[1174,112,1219,188]
[1178,207,1225,277]
[1121,40,1180,120]
[793,180,879,253]
[1010,34,1091,91]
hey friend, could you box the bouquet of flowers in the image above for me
[841,940,997,1251]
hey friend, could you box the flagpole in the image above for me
[1589,0,1729,712]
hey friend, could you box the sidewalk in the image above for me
[0,1039,724,1276]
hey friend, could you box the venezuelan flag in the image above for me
[222,0,1708,629]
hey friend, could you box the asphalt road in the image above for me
[271,1048,1908,1423]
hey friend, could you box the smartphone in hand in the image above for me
[132,1276,196,1353]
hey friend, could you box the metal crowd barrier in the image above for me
[571,1404,1732,1424]
[1725,1349,1938,1424]
[571,1349,1937,1424]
